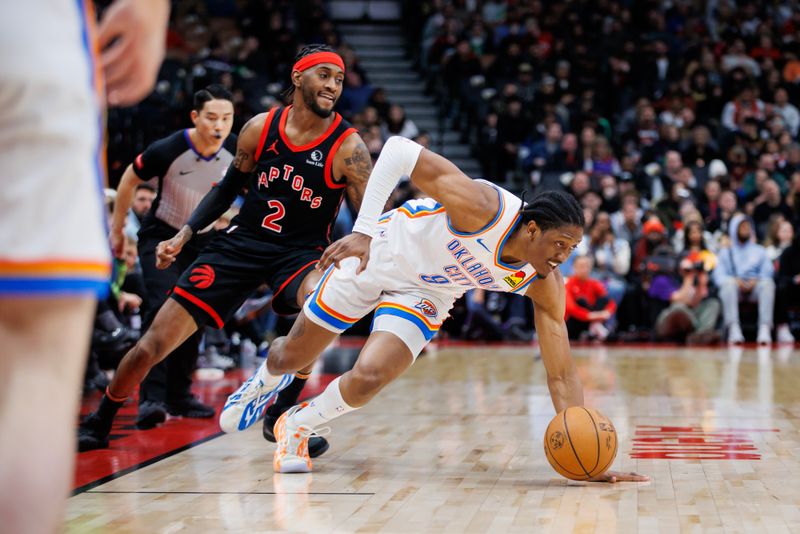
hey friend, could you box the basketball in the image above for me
[544,407,618,480]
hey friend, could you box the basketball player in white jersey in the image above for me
[0,1,168,532]
[224,136,648,482]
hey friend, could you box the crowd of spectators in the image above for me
[405,0,800,344]
[105,0,423,187]
[99,1,800,368]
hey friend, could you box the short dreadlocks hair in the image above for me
[285,44,339,99]
[519,190,584,231]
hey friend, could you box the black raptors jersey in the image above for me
[233,106,357,248]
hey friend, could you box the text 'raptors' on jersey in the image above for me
[235,105,357,248]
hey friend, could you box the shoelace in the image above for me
[227,368,266,404]
[279,411,331,456]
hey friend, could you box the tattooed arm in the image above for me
[155,114,263,269]
[335,133,372,212]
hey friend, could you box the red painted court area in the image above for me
[74,368,334,494]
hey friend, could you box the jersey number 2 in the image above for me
[262,200,285,232]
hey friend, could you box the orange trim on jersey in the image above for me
[324,127,357,189]
[375,303,441,330]
[254,107,280,161]
[314,270,359,322]
[446,186,506,238]
[278,105,343,152]
[0,260,110,278]
[81,0,104,104]
[395,206,446,218]
[492,214,526,272]
[173,287,224,329]
[79,0,108,188]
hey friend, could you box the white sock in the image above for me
[290,377,357,429]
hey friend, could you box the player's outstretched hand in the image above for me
[155,237,183,270]
[318,232,372,273]
[588,470,650,483]
[98,0,170,106]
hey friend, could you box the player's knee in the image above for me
[266,336,302,373]
[135,331,168,366]
[346,366,390,403]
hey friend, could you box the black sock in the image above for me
[93,394,124,433]
[273,376,308,410]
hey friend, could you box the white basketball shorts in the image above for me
[0,0,110,297]
[303,234,456,358]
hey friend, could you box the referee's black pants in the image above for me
[137,225,210,406]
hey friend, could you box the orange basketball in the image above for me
[543,406,618,480]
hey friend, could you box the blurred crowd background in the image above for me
[92,0,800,391]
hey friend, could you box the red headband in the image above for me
[293,51,345,73]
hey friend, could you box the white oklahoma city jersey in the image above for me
[303,181,537,357]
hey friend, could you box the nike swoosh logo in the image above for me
[476,238,491,252]
[179,170,194,175]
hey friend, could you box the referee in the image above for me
[109,85,237,428]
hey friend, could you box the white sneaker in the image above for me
[776,324,795,344]
[273,403,329,473]
[728,323,745,345]
[219,359,293,433]
[757,324,772,345]
[198,346,235,371]
[589,322,609,341]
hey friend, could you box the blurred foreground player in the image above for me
[0,0,169,533]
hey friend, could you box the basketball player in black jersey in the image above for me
[109,85,236,428]
[79,45,372,452]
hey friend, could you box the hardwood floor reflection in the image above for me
[67,344,800,533]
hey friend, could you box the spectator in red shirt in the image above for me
[564,255,617,341]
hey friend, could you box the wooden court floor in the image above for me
[67,343,800,533]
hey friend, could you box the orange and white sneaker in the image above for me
[273,403,329,473]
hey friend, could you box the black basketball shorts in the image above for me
[171,224,321,328]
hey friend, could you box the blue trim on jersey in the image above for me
[75,0,109,235]
[373,307,437,341]
[0,278,109,298]
[398,201,443,214]
[446,185,503,236]
[378,209,395,222]
[306,267,357,331]
[496,215,525,270]
[307,298,354,331]
[184,129,223,162]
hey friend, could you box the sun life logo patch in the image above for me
[307,149,325,167]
